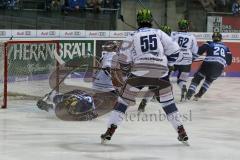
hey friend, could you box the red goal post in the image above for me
[0,40,60,109]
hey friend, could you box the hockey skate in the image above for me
[180,85,187,101]
[37,99,54,112]
[138,99,147,112]
[101,124,117,144]
[185,89,195,100]
[193,94,201,101]
[177,125,189,146]
[193,88,205,101]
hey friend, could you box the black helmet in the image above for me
[212,32,222,42]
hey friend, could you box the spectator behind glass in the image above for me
[103,0,120,9]
[87,0,102,12]
[5,0,19,9]
[62,0,86,14]
[215,0,226,12]
[232,0,240,15]
[51,0,61,11]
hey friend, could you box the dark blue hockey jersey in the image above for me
[197,41,232,67]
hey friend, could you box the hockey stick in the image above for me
[137,0,161,28]
[119,14,136,30]
[40,66,78,101]
[193,55,205,62]
[40,52,93,102]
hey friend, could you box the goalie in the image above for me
[36,41,121,121]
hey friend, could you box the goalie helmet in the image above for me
[102,41,120,52]
[55,90,97,121]
[136,9,153,27]
[160,25,172,36]
[178,19,189,31]
[212,32,222,42]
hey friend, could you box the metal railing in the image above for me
[0,7,119,30]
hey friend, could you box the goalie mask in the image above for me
[102,41,120,52]
[55,90,98,121]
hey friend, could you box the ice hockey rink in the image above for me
[0,77,240,160]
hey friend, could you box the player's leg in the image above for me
[101,75,171,143]
[138,86,159,112]
[193,79,213,100]
[175,65,191,101]
[101,75,142,143]
[186,63,207,100]
[193,62,224,100]
[158,77,188,142]
[185,72,205,100]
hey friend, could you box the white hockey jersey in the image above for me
[171,32,198,65]
[92,51,115,92]
[118,27,180,78]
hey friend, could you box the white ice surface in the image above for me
[0,77,240,160]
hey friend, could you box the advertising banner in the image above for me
[5,40,94,81]
[207,16,240,32]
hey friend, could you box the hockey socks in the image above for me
[101,102,127,143]
[186,82,197,100]
[162,102,188,142]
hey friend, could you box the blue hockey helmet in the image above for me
[55,90,97,121]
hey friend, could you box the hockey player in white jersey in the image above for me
[138,25,172,112]
[101,9,189,145]
[171,19,198,101]
[92,41,120,92]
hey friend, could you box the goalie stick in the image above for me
[40,66,77,102]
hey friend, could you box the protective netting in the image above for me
[0,41,60,107]
[0,40,96,108]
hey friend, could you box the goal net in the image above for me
[0,40,60,108]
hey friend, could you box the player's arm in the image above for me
[160,31,181,66]
[191,36,199,60]
[197,42,209,55]
[111,38,133,87]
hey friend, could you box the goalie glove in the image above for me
[36,99,53,112]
